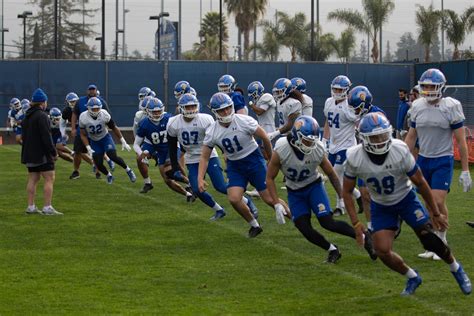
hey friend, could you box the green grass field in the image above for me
[0,144,473,314]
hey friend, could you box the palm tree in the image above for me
[249,21,280,61]
[224,0,268,60]
[189,12,229,60]
[295,24,336,61]
[442,7,474,60]
[327,0,394,63]
[273,11,307,62]
[415,4,442,62]
[331,28,356,63]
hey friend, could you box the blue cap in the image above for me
[88,84,97,90]
[31,88,48,102]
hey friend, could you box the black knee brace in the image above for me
[415,223,451,261]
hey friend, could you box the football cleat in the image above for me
[466,221,474,228]
[140,183,154,194]
[326,247,342,264]
[401,273,422,296]
[41,206,63,216]
[451,263,472,295]
[245,189,260,198]
[186,193,197,203]
[363,231,378,261]
[69,170,80,180]
[248,226,263,238]
[95,172,101,179]
[333,207,345,217]
[107,174,114,184]
[210,209,226,221]
[127,169,137,183]
[418,251,435,259]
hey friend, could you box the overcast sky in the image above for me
[2,0,473,60]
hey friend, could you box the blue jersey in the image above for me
[230,91,245,112]
[367,104,386,116]
[136,112,171,150]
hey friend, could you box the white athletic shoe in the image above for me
[41,206,63,216]
[25,206,41,214]
[432,253,442,261]
[245,189,260,198]
[418,251,435,259]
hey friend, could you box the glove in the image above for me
[459,171,472,192]
[274,203,287,225]
[120,137,131,151]
[267,130,280,141]
[86,145,95,157]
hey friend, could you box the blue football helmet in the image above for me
[21,99,30,112]
[247,81,264,102]
[146,97,165,122]
[65,92,79,108]
[178,93,200,119]
[189,87,197,97]
[209,92,234,123]
[217,74,236,94]
[272,78,292,102]
[174,81,191,100]
[331,75,352,101]
[138,87,153,101]
[49,107,62,124]
[10,98,21,111]
[347,86,373,116]
[87,97,102,118]
[291,77,307,93]
[358,112,392,155]
[418,68,446,101]
[291,115,320,154]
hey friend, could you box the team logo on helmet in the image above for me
[181,83,187,90]
[293,120,304,131]
[296,79,303,86]
[359,92,366,102]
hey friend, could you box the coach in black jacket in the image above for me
[21,88,62,215]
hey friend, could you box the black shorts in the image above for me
[73,135,87,153]
[28,162,55,173]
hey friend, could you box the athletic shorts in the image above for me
[27,162,55,173]
[371,189,429,233]
[226,149,267,191]
[287,178,331,221]
[417,155,454,191]
[90,133,116,155]
[328,149,347,166]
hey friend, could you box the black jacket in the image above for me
[21,106,57,165]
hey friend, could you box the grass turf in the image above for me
[0,144,473,314]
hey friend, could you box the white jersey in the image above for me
[344,139,417,206]
[409,97,465,158]
[167,113,219,164]
[79,109,111,141]
[133,110,147,136]
[301,94,313,116]
[203,114,259,161]
[255,93,276,133]
[274,137,325,190]
[277,97,302,129]
[323,97,358,154]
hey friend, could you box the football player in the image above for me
[133,97,194,199]
[217,74,247,115]
[266,116,376,263]
[322,76,364,217]
[50,107,74,162]
[167,93,228,220]
[291,77,313,116]
[343,112,471,296]
[9,98,24,144]
[199,93,273,238]
[79,97,136,184]
[405,68,472,259]
[268,78,302,142]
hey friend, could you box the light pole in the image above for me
[149,12,169,60]
[1,28,8,60]
[123,7,129,59]
[101,0,105,60]
[17,11,32,59]
[95,36,102,59]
